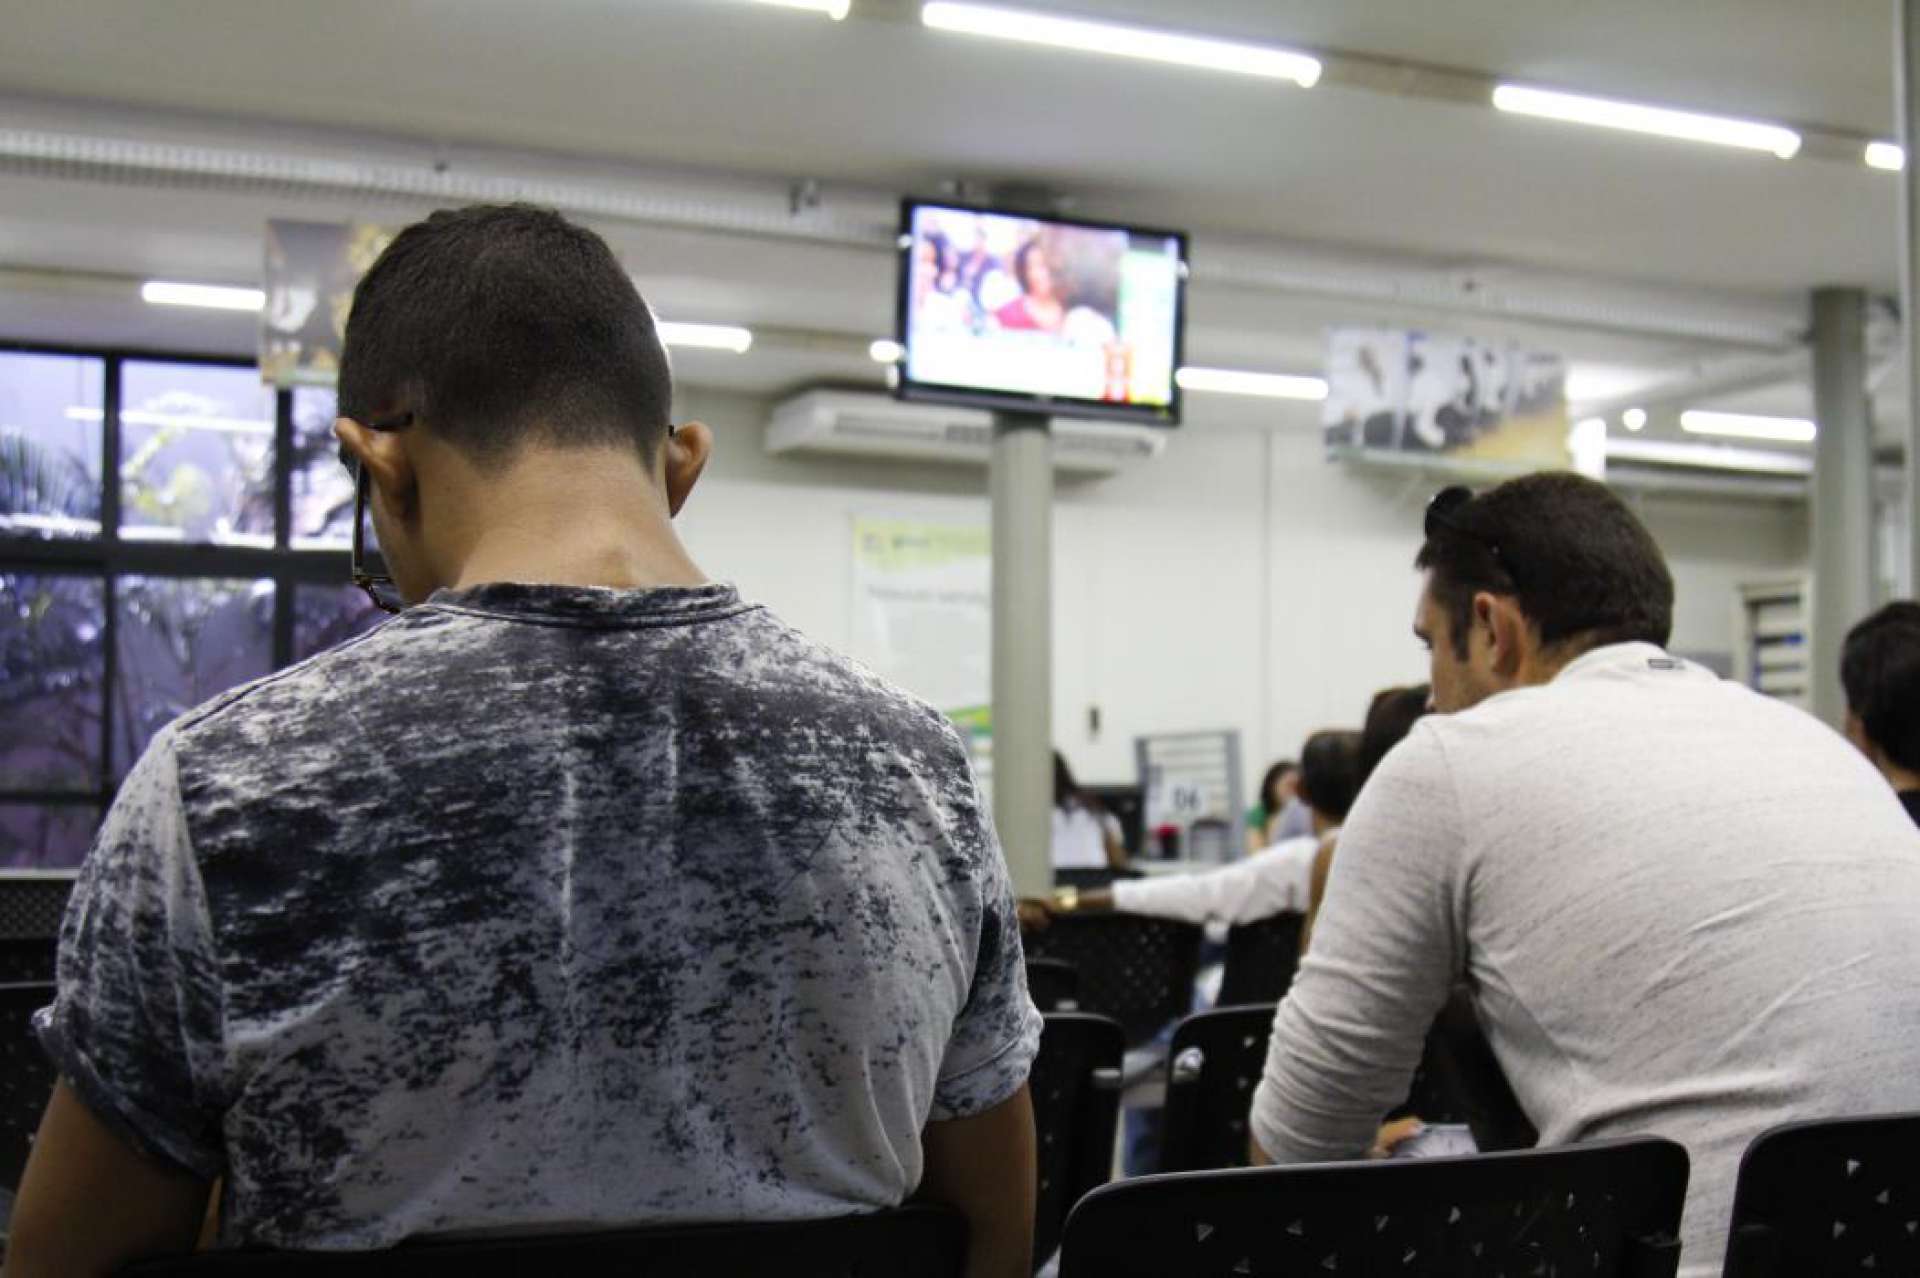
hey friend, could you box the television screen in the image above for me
[894,200,1187,425]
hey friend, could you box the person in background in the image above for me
[1051,751,1129,874]
[1252,473,1920,1278]
[1058,731,1359,925]
[1303,685,1430,949]
[1840,600,1920,827]
[8,205,1038,1278]
[1244,759,1301,853]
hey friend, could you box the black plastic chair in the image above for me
[1029,1012,1124,1272]
[1722,1112,1920,1276]
[1214,914,1302,1008]
[121,1204,967,1276]
[0,982,56,1196]
[1023,915,1203,1048]
[1025,958,1080,1013]
[0,878,70,986]
[0,938,55,985]
[1159,1004,1275,1173]
[1060,1137,1690,1278]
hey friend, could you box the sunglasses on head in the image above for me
[1424,485,1522,590]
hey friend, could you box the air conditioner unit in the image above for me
[766,390,1167,476]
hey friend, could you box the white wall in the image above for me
[673,386,1808,800]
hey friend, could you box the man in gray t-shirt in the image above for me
[9,206,1039,1278]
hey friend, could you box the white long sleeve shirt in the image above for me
[1110,833,1330,926]
[1251,642,1920,1277]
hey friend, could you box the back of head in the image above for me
[337,203,673,468]
[1841,601,1920,772]
[1414,471,1674,659]
[1298,730,1363,822]
[1358,684,1431,787]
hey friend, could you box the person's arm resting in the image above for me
[1111,841,1311,926]
[1249,728,1464,1165]
[6,1082,212,1278]
[917,1086,1037,1278]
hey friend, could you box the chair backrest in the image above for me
[1060,1137,1690,1278]
[0,982,57,1193]
[1024,957,1080,1013]
[1022,914,1203,1047]
[120,1204,968,1276]
[1159,1004,1277,1174]
[1214,914,1301,1009]
[1722,1112,1920,1277]
[0,877,71,985]
[1029,1012,1124,1271]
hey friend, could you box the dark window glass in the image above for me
[0,573,105,791]
[293,583,386,662]
[119,361,276,546]
[290,387,358,549]
[0,802,98,871]
[0,350,105,539]
[113,576,275,778]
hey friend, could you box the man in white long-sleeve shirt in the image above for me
[1064,730,1359,924]
[1251,473,1920,1278]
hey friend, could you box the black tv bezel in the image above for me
[892,198,1188,428]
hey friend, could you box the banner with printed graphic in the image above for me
[849,516,991,729]
[1323,328,1570,471]
[260,220,396,387]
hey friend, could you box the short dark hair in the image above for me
[1841,601,1920,772]
[1298,731,1362,822]
[1358,685,1430,788]
[1415,472,1674,659]
[337,204,673,468]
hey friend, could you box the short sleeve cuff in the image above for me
[34,1002,225,1182]
[929,999,1043,1122]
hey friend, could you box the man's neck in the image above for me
[439,448,708,593]
[1310,809,1335,838]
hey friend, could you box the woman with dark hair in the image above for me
[994,240,1067,333]
[1304,684,1431,947]
[1051,750,1128,872]
[1246,759,1302,853]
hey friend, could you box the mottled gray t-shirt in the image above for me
[36,582,1040,1250]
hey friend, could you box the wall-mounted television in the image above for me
[893,199,1187,426]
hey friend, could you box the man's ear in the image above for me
[1476,591,1529,678]
[662,420,712,517]
[334,417,416,512]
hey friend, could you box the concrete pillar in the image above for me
[1901,0,1920,594]
[1809,287,1875,724]
[990,411,1054,898]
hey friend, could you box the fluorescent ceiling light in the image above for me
[1680,409,1815,444]
[1606,437,1811,476]
[869,339,904,364]
[751,0,850,19]
[656,321,754,353]
[1491,84,1801,159]
[140,280,266,311]
[1176,366,1328,400]
[1574,416,1606,434]
[921,3,1321,87]
[1866,141,1906,172]
[65,406,271,435]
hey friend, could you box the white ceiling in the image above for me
[0,0,1904,428]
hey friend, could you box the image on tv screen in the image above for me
[897,202,1185,423]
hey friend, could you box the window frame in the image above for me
[1,340,367,878]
